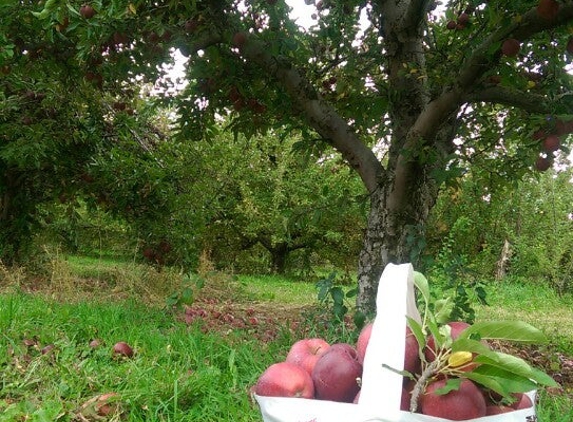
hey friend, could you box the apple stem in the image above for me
[409,359,440,413]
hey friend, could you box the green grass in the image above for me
[0,291,285,421]
[236,274,317,305]
[64,254,135,279]
[537,391,573,422]
[476,278,573,354]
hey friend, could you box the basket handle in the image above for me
[358,263,421,418]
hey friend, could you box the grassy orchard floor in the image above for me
[0,257,572,421]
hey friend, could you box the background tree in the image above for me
[427,156,573,293]
[0,1,181,266]
[193,132,366,274]
[4,0,573,313]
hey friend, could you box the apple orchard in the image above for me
[1,0,573,315]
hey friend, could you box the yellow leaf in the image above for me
[448,351,473,368]
[128,3,137,14]
[527,81,536,89]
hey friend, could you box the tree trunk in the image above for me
[495,239,512,281]
[269,243,288,274]
[356,148,444,314]
[0,170,22,265]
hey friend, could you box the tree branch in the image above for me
[401,0,432,33]
[185,30,224,55]
[465,86,550,114]
[237,39,384,193]
[412,2,573,141]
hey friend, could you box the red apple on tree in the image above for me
[232,32,247,49]
[537,0,560,20]
[542,134,560,152]
[312,343,362,402]
[255,362,314,399]
[80,4,96,19]
[501,39,520,57]
[535,155,551,172]
[286,338,330,375]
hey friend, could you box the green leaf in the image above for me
[317,284,329,302]
[457,321,548,344]
[473,353,558,387]
[413,271,430,304]
[451,338,494,355]
[466,365,539,394]
[462,371,512,398]
[434,378,462,395]
[180,287,194,306]
[453,339,556,387]
[426,316,444,348]
[331,286,344,305]
[434,298,454,324]
[406,316,426,349]
[353,311,367,329]
[346,286,358,298]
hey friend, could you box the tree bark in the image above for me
[356,151,443,313]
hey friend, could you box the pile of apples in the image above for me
[253,320,534,420]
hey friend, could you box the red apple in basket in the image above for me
[420,378,487,420]
[404,326,421,375]
[255,362,314,398]
[425,321,488,373]
[312,343,362,403]
[401,387,411,411]
[486,405,514,415]
[356,322,373,363]
[425,321,471,361]
[356,323,421,375]
[286,338,330,375]
[511,392,533,409]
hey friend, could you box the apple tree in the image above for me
[191,131,366,274]
[12,0,573,313]
[0,1,173,265]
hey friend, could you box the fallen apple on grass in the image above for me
[255,361,315,399]
[112,341,134,358]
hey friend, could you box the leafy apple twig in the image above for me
[405,271,559,413]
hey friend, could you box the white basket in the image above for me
[255,263,537,422]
